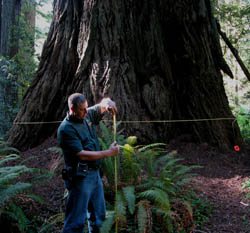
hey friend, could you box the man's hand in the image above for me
[99,97,117,114]
[108,141,120,156]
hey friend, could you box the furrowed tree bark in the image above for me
[8,0,242,151]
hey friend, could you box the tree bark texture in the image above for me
[8,0,242,150]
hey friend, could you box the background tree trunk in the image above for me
[7,0,242,151]
[0,0,22,137]
[0,0,22,56]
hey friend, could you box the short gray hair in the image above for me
[68,93,86,109]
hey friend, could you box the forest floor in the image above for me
[16,137,250,233]
[170,140,250,233]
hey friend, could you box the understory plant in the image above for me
[236,107,250,143]
[0,140,45,233]
[99,122,200,233]
[242,179,250,199]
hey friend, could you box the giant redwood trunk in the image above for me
[8,0,242,150]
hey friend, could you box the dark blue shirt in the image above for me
[57,105,104,169]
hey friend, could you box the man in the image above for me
[57,93,119,233]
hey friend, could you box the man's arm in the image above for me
[76,142,119,161]
[87,97,117,125]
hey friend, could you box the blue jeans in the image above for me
[62,170,106,233]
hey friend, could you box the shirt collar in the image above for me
[66,112,84,123]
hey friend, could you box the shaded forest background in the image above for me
[0,0,249,146]
[0,1,249,233]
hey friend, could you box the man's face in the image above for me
[72,101,88,119]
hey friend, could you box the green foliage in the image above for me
[0,150,33,231]
[100,211,115,233]
[236,107,250,143]
[122,186,135,215]
[0,0,52,137]
[0,142,50,232]
[0,154,20,165]
[99,121,126,187]
[12,0,38,95]
[0,152,33,208]
[193,199,212,227]
[38,213,64,233]
[99,122,200,233]
[0,146,20,156]
[212,0,249,68]
[137,201,152,233]
[40,122,208,233]
[139,188,170,213]
[115,191,127,226]
[121,143,140,183]
[212,0,250,108]
[99,121,126,148]
[242,179,250,199]
[0,182,32,208]
[178,191,212,229]
[0,57,19,137]
[2,203,31,233]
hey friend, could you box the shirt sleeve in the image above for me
[59,125,83,155]
[87,104,104,125]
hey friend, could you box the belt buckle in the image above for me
[76,162,88,177]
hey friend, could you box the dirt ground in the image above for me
[171,140,250,233]
[18,138,250,233]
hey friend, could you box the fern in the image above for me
[3,203,30,233]
[0,146,20,155]
[99,121,125,188]
[0,142,11,150]
[115,191,126,225]
[136,180,155,192]
[0,153,33,208]
[122,186,135,215]
[38,222,53,233]
[0,182,32,207]
[157,156,183,171]
[46,213,64,225]
[139,188,170,213]
[0,154,20,165]
[102,156,115,187]
[99,122,113,146]
[0,165,34,185]
[121,144,140,183]
[26,194,44,204]
[98,124,198,232]
[137,202,148,233]
[151,178,172,192]
[38,213,64,233]
[0,148,47,233]
[138,149,156,178]
[137,143,166,152]
[171,165,199,181]
[100,211,115,233]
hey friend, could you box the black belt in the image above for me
[62,163,101,180]
[80,162,100,170]
[87,164,100,170]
